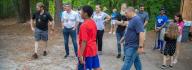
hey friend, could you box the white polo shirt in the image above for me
[61,10,79,28]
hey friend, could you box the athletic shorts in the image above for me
[35,28,48,41]
[78,55,100,70]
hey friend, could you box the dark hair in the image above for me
[174,13,183,23]
[82,5,93,17]
[65,3,71,7]
[139,3,144,7]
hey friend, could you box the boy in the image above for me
[78,5,101,70]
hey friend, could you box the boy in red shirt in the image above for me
[78,5,101,70]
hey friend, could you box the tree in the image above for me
[13,0,30,23]
[180,0,192,21]
[43,0,49,11]
[54,0,62,24]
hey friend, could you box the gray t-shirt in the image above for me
[124,15,144,47]
[137,11,149,24]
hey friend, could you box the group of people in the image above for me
[154,8,184,69]
[30,2,184,70]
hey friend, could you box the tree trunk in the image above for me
[43,0,49,11]
[180,0,192,21]
[13,0,30,23]
[54,0,62,24]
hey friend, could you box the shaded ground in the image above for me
[0,19,192,70]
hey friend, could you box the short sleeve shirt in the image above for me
[137,11,149,24]
[61,11,79,28]
[111,12,118,20]
[32,12,53,31]
[78,19,98,57]
[156,15,168,27]
[116,12,128,32]
[125,16,144,47]
[92,12,109,30]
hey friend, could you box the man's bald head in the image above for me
[125,7,136,19]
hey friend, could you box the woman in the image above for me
[173,13,184,64]
[92,4,111,55]
[115,3,128,59]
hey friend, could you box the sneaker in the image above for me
[168,65,173,68]
[43,51,47,56]
[168,65,173,69]
[122,56,125,61]
[109,32,112,34]
[113,32,116,34]
[116,54,121,59]
[160,65,167,69]
[64,55,69,59]
[32,53,38,59]
[173,59,178,64]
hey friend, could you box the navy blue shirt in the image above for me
[116,12,128,32]
[137,11,149,24]
[125,15,144,47]
[32,11,53,31]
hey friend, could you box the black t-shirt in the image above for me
[116,12,127,32]
[32,11,53,31]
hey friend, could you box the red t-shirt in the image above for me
[78,19,98,57]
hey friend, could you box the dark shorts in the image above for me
[164,42,176,56]
[35,28,48,41]
[78,55,100,70]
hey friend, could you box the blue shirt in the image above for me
[156,15,168,27]
[137,11,149,24]
[93,12,109,30]
[125,16,144,47]
[111,12,118,20]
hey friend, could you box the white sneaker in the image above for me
[113,32,116,34]
[109,32,112,34]
[173,59,178,64]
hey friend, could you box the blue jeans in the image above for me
[63,28,78,56]
[116,31,125,55]
[121,47,142,70]
[155,28,165,51]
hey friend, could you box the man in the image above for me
[115,3,128,59]
[137,4,149,40]
[31,2,54,59]
[154,9,168,52]
[121,7,145,70]
[61,3,79,58]
[78,5,101,70]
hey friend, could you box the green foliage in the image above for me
[0,0,181,30]
[0,0,15,18]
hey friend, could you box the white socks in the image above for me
[35,42,38,53]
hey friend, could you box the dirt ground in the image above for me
[0,19,192,70]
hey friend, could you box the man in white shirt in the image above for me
[61,3,79,58]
